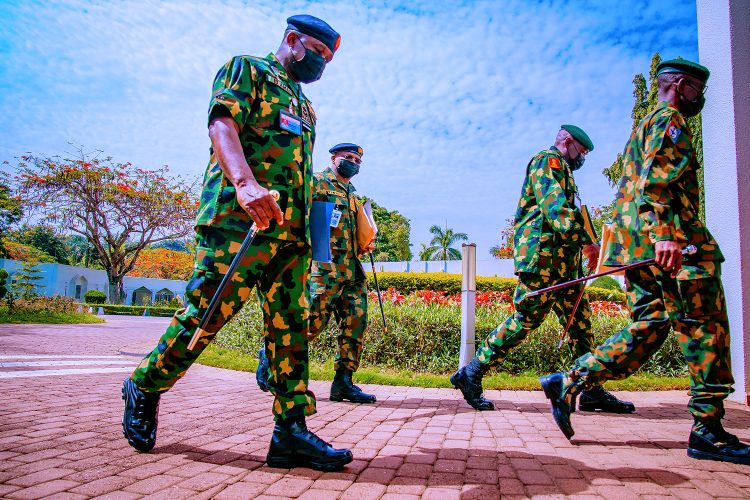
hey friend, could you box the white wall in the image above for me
[697,0,750,404]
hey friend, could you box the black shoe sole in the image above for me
[266,454,353,471]
[688,447,750,465]
[578,403,636,413]
[330,395,377,404]
[121,383,155,453]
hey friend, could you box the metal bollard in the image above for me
[459,243,477,368]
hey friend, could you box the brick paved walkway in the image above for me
[1,318,749,499]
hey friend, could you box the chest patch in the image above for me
[668,123,681,143]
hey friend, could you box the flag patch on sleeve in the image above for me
[668,122,681,143]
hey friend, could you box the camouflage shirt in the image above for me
[603,101,723,268]
[513,147,593,276]
[311,168,365,280]
[195,53,316,243]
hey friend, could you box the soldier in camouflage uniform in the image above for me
[121,15,354,472]
[257,143,377,403]
[541,59,750,465]
[451,125,634,414]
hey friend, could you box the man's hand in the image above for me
[235,182,283,230]
[582,243,600,273]
[362,241,375,254]
[655,240,682,277]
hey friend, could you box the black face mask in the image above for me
[336,159,360,178]
[289,41,326,83]
[568,143,585,171]
[679,89,705,118]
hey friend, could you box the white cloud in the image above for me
[0,0,698,257]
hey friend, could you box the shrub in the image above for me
[99,304,178,316]
[215,295,685,377]
[367,272,626,303]
[13,295,80,314]
[84,290,107,304]
[590,275,623,291]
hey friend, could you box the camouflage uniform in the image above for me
[131,53,318,421]
[308,168,368,371]
[476,148,594,365]
[566,101,732,423]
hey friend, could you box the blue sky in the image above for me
[0,0,699,259]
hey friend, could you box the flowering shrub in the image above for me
[13,295,79,314]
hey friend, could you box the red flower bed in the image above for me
[367,288,626,317]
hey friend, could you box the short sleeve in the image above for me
[207,57,259,130]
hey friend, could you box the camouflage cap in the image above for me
[287,15,341,53]
[329,143,363,156]
[656,58,710,83]
[561,125,594,152]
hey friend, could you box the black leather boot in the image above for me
[255,348,270,393]
[122,378,160,452]
[450,358,495,411]
[330,368,376,403]
[578,385,636,413]
[688,420,750,465]
[539,372,574,440]
[266,416,353,471]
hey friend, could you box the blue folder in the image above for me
[310,201,334,262]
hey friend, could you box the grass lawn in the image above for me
[0,308,105,324]
[198,344,689,391]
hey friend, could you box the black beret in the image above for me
[656,58,710,83]
[287,15,340,53]
[329,143,363,156]
[561,124,594,152]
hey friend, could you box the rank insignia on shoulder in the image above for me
[279,109,302,136]
[549,157,561,170]
[668,122,681,143]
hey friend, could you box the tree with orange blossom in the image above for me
[14,147,198,303]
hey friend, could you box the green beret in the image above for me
[561,125,594,152]
[329,143,363,156]
[656,58,710,83]
[287,15,341,53]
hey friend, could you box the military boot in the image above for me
[330,368,376,403]
[450,358,495,411]
[539,372,575,439]
[266,416,353,471]
[255,348,270,393]
[688,420,750,465]
[122,378,160,452]
[578,385,636,413]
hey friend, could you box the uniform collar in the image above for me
[324,167,356,192]
[266,53,302,96]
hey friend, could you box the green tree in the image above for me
[13,261,44,300]
[65,235,101,268]
[425,224,468,261]
[489,217,514,259]
[602,53,705,221]
[418,243,434,261]
[0,174,23,258]
[11,224,69,264]
[0,268,8,300]
[361,198,412,262]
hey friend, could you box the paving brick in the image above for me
[7,479,81,499]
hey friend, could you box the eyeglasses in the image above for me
[342,154,362,165]
[683,80,708,95]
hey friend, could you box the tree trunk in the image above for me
[107,272,126,305]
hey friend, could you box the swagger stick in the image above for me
[527,244,697,299]
[369,252,388,333]
[558,281,587,349]
[187,190,280,351]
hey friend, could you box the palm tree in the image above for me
[418,243,436,261]
[427,224,468,261]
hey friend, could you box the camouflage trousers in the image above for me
[567,261,733,423]
[476,272,593,366]
[308,270,368,372]
[130,226,316,421]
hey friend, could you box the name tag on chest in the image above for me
[279,109,302,136]
[330,208,342,227]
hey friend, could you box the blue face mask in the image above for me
[289,40,326,83]
[336,159,360,178]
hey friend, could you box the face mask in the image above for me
[679,89,705,118]
[336,159,360,178]
[289,40,326,83]
[567,143,585,171]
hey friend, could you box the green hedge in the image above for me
[215,297,685,377]
[366,272,626,303]
[99,304,178,317]
[84,290,107,304]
